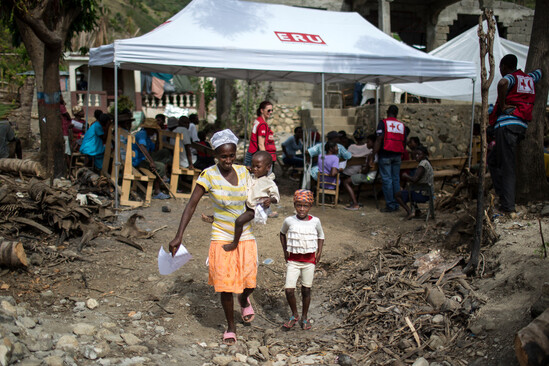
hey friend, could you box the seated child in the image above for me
[280,189,324,330]
[341,128,371,178]
[395,145,434,220]
[342,134,378,210]
[203,151,280,250]
[318,141,340,190]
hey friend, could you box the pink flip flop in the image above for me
[240,297,255,323]
[223,331,237,345]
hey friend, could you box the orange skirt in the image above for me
[208,239,257,293]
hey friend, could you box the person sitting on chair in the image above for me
[342,134,377,210]
[318,141,340,190]
[132,119,173,200]
[395,145,434,220]
[282,126,304,180]
[307,131,352,188]
[79,112,112,170]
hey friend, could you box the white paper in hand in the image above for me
[158,244,192,275]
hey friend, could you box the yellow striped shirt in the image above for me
[197,164,254,241]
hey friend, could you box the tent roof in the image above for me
[392,22,530,103]
[89,0,475,84]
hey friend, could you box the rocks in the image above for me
[212,355,234,365]
[56,335,79,352]
[426,287,446,309]
[85,299,99,310]
[432,314,444,324]
[428,334,445,350]
[43,355,64,366]
[336,353,353,366]
[0,301,17,317]
[412,357,429,366]
[0,340,12,366]
[16,317,36,329]
[72,323,96,336]
[541,205,549,217]
[258,346,270,360]
[121,333,142,346]
[72,302,86,313]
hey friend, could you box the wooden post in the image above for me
[464,9,496,275]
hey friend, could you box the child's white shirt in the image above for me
[280,215,324,254]
[246,172,280,209]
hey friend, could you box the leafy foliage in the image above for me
[0,103,15,119]
[0,25,32,91]
[108,95,134,114]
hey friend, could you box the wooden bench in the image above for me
[344,155,467,208]
[100,127,156,207]
[346,156,467,183]
[158,130,200,199]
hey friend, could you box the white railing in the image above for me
[71,91,108,112]
[142,93,196,109]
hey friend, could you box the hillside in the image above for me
[103,0,190,38]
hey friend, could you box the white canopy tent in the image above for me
[392,22,529,103]
[88,0,476,206]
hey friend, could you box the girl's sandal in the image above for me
[283,315,299,329]
[300,318,312,330]
[239,296,255,323]
[223,331,237,346]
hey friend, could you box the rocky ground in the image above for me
[0,168,548,365]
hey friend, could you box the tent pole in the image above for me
[321,73,325,207]
[375,85,380,124]
[114,62,120,209]
[243,80,250,160]
[85,67,91,132]
[467,78,476,169]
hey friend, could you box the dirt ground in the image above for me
[2,164,549,365]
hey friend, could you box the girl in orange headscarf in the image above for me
[279,189,325,330]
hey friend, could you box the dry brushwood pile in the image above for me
[0,169,160,267]
[328,241,488,366]
[0,171,113,241]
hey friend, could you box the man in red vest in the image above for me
[488,54,542,213]
[372,105,407,212]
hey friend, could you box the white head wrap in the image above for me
[211,129,239,149]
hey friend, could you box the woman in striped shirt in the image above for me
[169,129,272,346]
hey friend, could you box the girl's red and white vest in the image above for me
[383,117,406,153]
[489,69,536,126]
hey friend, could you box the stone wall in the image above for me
[435,0,534,49]
[355,104,482,158]
[505,15,534,45]
[268,104,302,134]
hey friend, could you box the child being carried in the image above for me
[202,151,280,251]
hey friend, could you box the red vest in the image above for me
[383,118,406,153]
[490,70,536,125]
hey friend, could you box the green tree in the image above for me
[0,0,98,177]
